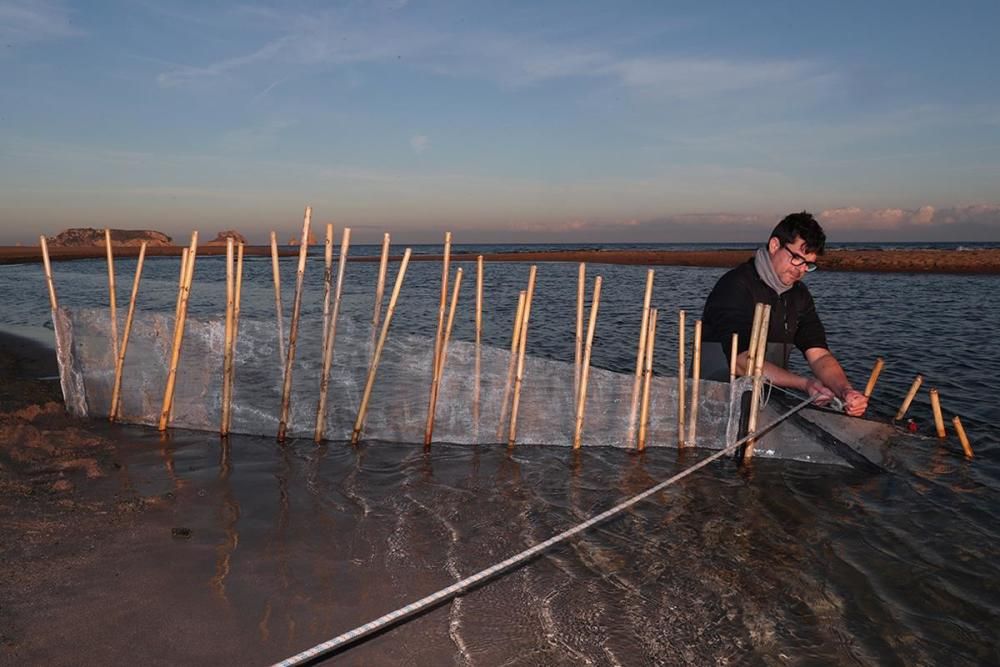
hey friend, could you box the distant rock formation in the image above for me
[289,232,319,246]
[46,228,173,247]
[205,230,248,246]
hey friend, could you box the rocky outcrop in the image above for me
[289,232,319,246]
[205,230,248,246]
[46,228,173,247]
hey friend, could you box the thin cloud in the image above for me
[410,135,430,154]
[0,0,81,45]
[819,205,1000,230]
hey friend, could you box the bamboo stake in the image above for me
[373,233,390,331]
[158,231,198,431]
[496,291,527,439]
[677,309,686,447]
[110,242,146,421]
[221,238,236,435]
[894,374,923,421]
[637,308,658,451]
[627,270,655,446]
[39,236,58,311]
[508,266,538,447]
[104,228,119,374]
[864,357,885,398]
[745,303,764,377]
[575,262,585,406]
[425,268,463,446]
[687,319,702,446]
[742,304,772,462]
[952,416,974,458]
[225,243,244,435]
[729,333,739,384]
[352,249,412,445]
[322,223,334,346]
[174,247,189,322]
[572,275,602,449]
[315,228,352,442]
[277,207,312,442]
[929,388,946,438]
[425,232,452,439]
[270,231,286,371]
[473,255,483,431]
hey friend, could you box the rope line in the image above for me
[271,393,817,667]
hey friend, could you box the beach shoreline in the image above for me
[3,245,999,274]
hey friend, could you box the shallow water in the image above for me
[3,247,1000,664]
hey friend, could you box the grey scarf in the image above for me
[754,246,793,295]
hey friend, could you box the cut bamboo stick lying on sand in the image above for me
[352,248,412,445]
[952,416,974,458]
[277,207,312,442]
[110,242,146,421]
[572,275,602,450]
[895,374,923,421]
[425,267,463,446]
[627,270,654,447]
[497,291,527,439]
[687,319,702,447]
[159,231,198,431]
[508,266,538,447]
[637,308,658,451]
[315,228,351,442]
[864,357,884,398]
[104,228,119,375]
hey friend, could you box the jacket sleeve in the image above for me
[703,270,757,356]
[793,288,828,352]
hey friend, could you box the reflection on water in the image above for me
[49,427,991,666]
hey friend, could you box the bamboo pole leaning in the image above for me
[929,388,946,438]
[627,269,655,447]
[39,236,68,405]
[270,231,286,372]
[894,374,924,421]
[572,275,602,450]
[322,223,334,346]
[864,357,885,398]
[677,309,686,447]
[575,262,585,406]
[473,255,484,432]
[507,266,538,447]
[104,228,119,374]
[277,207,312,442]
[742,304,771,462]
[315,228,352,442]
[687,319,703,447]
[221,238,236,435]
[225,242,244,435]
[158,231,198,431]
[352,249,412,445]
[109,242,147,421]
[425,232,452,443]
[175,247,189,322]
[745,303,765,377]
[637,308,658,451]
[425,268,464,446]
[952,416,974,458]
[373,233,390,331]
[496,291,527,439]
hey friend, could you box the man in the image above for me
[700,211,868,417]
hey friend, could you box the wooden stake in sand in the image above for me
[174,248,189,322]
[473,255,484,430]
[507,266,538,447]
[729,333,739,384]
[352,249,412,445]
[270,231,286,370]
[677,309,686,447]
[742,304,771,462]
[109,242,147,421]
[952,416,974,458]
[321,223,334,345]
[373,233,390,331]
[277,207,312,442]
[39,236,59,312]
[687,319,703,447]
[225,243,244,435]
[894,374,924,421]
[425,232,452,441]
[425,268,464,446]
[496,291,527,439]
[315,228,352,443]
[572,275,602,450]
[104,228,119,373]
[745,303,765,377]
[864,357,885,398]
[929,388,946,438]
[158,231,198,431]
[221,238,236,435]
[627,270,655,447]
[575,262,585,405]
[637,308,658,451]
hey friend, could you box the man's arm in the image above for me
[732,351,834,401]
[803,347,868,416]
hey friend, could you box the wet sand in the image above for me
[3,245,1000,273]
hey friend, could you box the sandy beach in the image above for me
[3,244,999,274]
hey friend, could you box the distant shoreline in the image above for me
[3,245,999,274]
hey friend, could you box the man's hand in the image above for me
[804,378,835,405]
[841,388,868,417]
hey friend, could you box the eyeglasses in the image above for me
[782,244,818,272]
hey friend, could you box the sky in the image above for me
[1,0,999,245]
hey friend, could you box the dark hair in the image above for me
[770,211,826,255]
